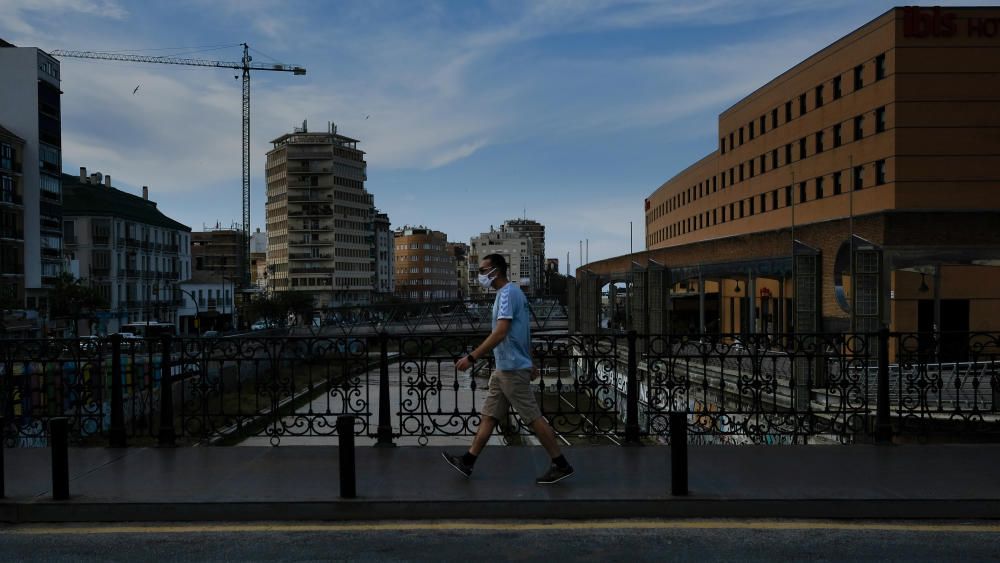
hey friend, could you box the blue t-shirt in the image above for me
[491,282,533,370]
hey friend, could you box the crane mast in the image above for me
[51,44,306,289]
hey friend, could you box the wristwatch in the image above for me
[465,353,476,365]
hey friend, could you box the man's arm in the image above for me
[455,319,510,371]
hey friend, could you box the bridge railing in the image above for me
[1,331,997,446]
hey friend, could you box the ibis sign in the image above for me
[903,6,1000,38]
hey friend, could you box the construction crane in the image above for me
[50,44,306,288]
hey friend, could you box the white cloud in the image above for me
[0,0,127,35]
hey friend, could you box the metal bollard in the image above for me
[51,417,69,500]
[669,412,688,496]
[337,415,357,498]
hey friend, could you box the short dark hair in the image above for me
[482,253,508,276]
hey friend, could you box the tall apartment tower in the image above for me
[501,218,545,294]
[265,121,375,308]
[0,40,64,311]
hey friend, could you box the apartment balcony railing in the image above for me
[0,228,24,240]
[289,267,336,274]
[288,253,333,260]
[92,235,110,246]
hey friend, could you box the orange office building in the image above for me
[578,6,1000,346]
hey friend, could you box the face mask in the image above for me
[477,268,496,289]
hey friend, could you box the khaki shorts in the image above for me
[480,369,542,425]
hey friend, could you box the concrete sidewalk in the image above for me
[2,445,999,522]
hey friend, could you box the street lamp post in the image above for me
[177,286,200,336]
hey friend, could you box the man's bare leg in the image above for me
[469,416,498,456]
[530,416,562,458]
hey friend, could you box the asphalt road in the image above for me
[2,520,999,562]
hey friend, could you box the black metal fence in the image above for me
[2,331,998,447]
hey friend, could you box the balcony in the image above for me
[0,193,23,206]
[289,224,333,232]
[289,267,336,274]
[91,267,111,277]
[0,228,23,240]
[289,253,333,260]
[92,235,110,246]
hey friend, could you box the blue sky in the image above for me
[3,0,993,272]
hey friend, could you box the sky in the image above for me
[3,0,994,273]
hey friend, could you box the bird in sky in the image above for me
[132,84,140,95]
[365,114,370,120]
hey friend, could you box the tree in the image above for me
[48,273,108,337]
[244,293,283,329]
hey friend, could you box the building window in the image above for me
[815,85,824,108]
[854,115,864,140]
[784,144,792,165]
[720,138,726,154]
[712,176,718,192]
[771,149,778,170]
[816,176,825,199]
[760,154,766,173]
[771,190,778,209]
[798,93,807,116]
[799,182,807,204]
[854,64,864,90]
[739,127,744,145]
[785,101,792,123]
[730,202,735,220]
[854,165,864,190]
[759,115,766,135]
[833,171,843,195]
[729,132,734,150]
[799,137,807,160]
[759,193,767,212]
[748,122,754,140]
[876,159,887,185]
[784,186,792,206]
[712,209,717,225]
[771,108,778,129]
[0,143,12,170]
[815,131,824,153]
[729,168,734,185]
[833,75,842,99]
[749,160,754,178]
[739,200,745,218]
[876,106,886,133]
[748,198,755,216]
[875,54,886,81]
[833,123,843,148]
[739,163,744,182]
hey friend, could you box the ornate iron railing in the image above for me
[1,331,997,447]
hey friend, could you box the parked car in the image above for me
[202,330,220,338]
[79,335,101,352]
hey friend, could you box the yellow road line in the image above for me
[7,520,1000,535]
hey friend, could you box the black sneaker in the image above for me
[442,452,473,478]
[536,463,574,485]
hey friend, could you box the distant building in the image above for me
[501,219,545,294]
[394,226,455,301]
[0,40,65,313]
[373,211,394,301]
[176,271,236,335]
[249,228,267,290]
[192,226,244,283]
[1,125,25,307]
[265,121,376,308]
[468,227,534,298]
[62,169,191,335]
[451,242,470,301]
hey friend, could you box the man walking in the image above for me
[442,253,574,484]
